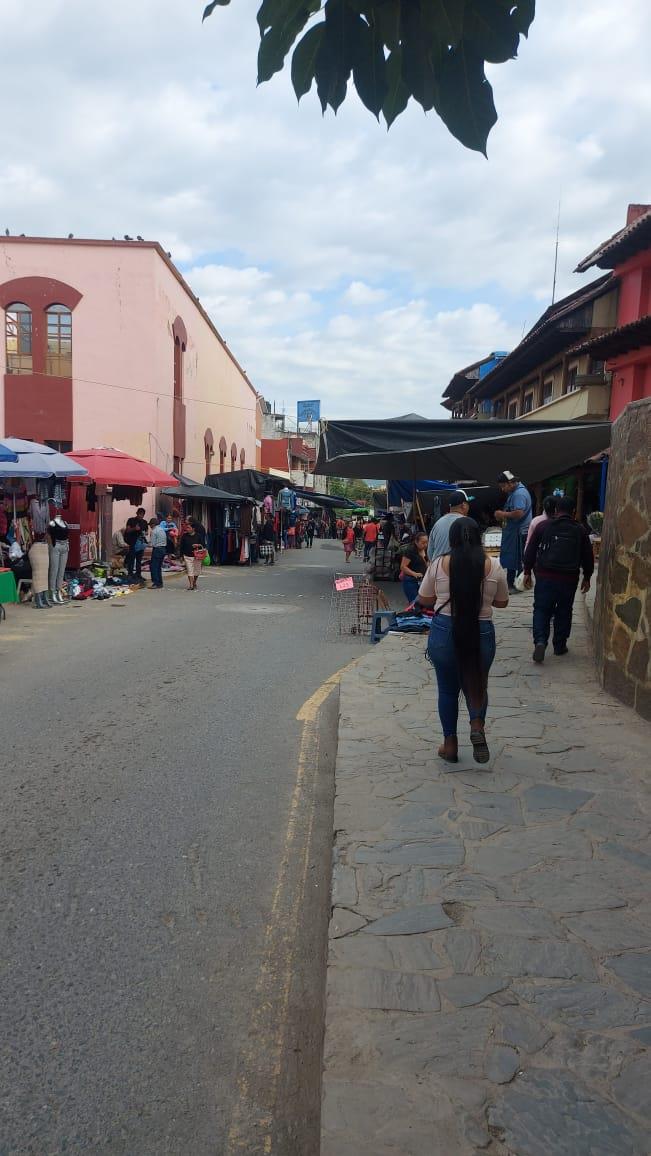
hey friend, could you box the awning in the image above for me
[161,482,252,503]
[205,468,286,500]
[316,418,612,484]
[0,438,89,479]
[570,315,651,360]
[68,448,179,488]
[0,440,18,463]
[291,487,359,510]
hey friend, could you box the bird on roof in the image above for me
[4,228,9,236]
[68,233,74,239]
[136,235,144,241]
[124,234,132,240]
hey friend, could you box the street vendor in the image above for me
[494,471,532,591]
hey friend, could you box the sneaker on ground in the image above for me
[533,642,546,663]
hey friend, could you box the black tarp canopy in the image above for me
[291,487,358,510]
[316,418,612,484]
[161,482,252,503]
[204,468,286,500]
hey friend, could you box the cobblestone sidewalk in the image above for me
[321,595,650,1156]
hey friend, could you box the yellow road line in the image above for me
[225,659,356,1154]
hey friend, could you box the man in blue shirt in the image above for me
[148,517,168,589]
[495,471,532,591]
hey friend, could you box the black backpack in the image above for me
[537,517,582,572]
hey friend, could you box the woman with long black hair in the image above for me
[417,518,509,764]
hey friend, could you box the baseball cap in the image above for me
[497,470,516,483]
[449,489,474,505]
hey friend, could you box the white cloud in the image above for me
[1,0,650,416]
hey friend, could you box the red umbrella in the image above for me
[68,448,180,489]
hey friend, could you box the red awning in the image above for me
[67,448,180,489]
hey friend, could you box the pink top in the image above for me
[419,556,509,620]
[526,512,549,548]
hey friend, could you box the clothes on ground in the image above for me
[427,512,463,561]
[419,556,508,620]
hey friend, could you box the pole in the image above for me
[551,197,561,305]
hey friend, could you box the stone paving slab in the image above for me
[322,595,650,1155]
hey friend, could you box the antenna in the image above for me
[551,196,561,305]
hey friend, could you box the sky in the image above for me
[2,0,651,421]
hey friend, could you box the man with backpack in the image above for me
[523,496,594,663]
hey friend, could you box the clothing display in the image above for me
[28,541,49,595]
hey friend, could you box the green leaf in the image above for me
[291,23,325,98]
[352,17,388,117]
[400,2,441,112]
[258,0,319,36]
[202,0,231,21]
[369,0,401,52]
[425,0,466,49]
[462,0,520,63]
[257,0,320,82]
[382,47,409,127]
[435,44,496,153]
[512,0,535,36]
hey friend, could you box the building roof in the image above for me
[569,314,651,360]
[289,436,316,463]
[468,274,614,400]
[576,205,651,272]
[0,235,258,397]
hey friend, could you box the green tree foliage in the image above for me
[328,477,375,503]
[203,0,535,153]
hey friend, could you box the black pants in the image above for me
[126,547,142,581]
[533,576,578,649]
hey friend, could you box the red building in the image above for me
[576,204,651,420]
[260,435,316,487]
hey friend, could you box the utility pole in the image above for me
[552,197,561,305]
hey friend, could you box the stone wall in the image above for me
[594,397,651,720]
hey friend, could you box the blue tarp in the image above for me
[387,479,456,505]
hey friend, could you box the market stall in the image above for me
[160,478,258,565]
[0,438,89,610]
[65,448,179,568]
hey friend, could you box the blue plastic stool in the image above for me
[370,610,397,644]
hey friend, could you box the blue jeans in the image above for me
[150,546,166,587]
[533,576,577,649]
[402,577,420,605]
[427,615,497,737]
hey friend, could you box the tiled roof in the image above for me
[576,207,651,272]
[569,314,651,360]
[468,274,614,399]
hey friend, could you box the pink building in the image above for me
[0,237,259,488]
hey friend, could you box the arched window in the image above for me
[46,304,72,376]
[240,447,246,468]
[219,436,227,472]
[5,303,32,374]
[230,443,237,472]
[172,316,187,403]
[204,428,214,478]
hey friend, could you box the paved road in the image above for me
[0,541,365,1155]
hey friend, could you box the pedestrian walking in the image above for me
[148,517,167,589]
[399,531,428,605]
[260,515,276,564]
[305,517,315,547]
[494,471,532,591]
[343,522,355,562]
[427,490,472,561]
[525,494,557,548]
[362,518,379,561]
[416,517,509,765]
[180,521,207,590]
[523,495,594,663]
